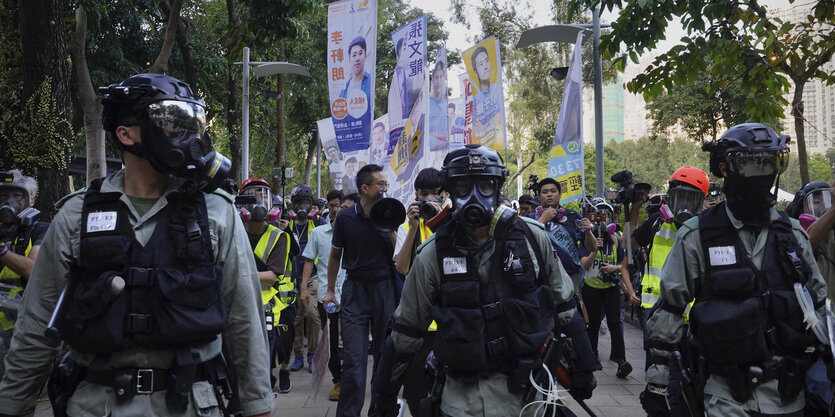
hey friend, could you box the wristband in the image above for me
[0,243,7,257]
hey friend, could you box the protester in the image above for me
[0,73,273,417]
[322,164,399,417]
[300,189,347,401]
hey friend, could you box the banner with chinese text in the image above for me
[317,117,371,193]
[387,16,427,157]
[327,0,377,153]
[548,32,585,203]
[461,37,506,151]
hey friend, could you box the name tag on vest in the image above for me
[708,246,736,266]
[442,257,467,275]
[87,211,117,233]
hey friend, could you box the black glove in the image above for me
[368,394,400,417]
[640,384,670,417]
[569,370,596,400]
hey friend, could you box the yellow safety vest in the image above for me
[403,219,437,331]
[583,242,620,289]
[0,234,33,330]
[254,225,294,321]
[640,222,693,322]
[289,219,316,241]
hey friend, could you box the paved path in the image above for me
[35,315,648,417]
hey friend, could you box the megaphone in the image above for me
[369,193,406,233]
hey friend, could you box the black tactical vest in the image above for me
[690,203,819,365]
[431,219,555,376]
[56,179,227,353]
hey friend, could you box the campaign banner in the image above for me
[426,46,449,168]
[389,75,428,183]
[447,96,468,151]
[327,0,377,153]
[318,117,371,193]
[548,32,585,203]
[387,16,427,156]
[461,37,506,151]
[370,113,389,164]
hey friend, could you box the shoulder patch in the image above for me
[415,234,437,254]
[521,216,545,230]
[210,188,235,204]
[54,188,86,210]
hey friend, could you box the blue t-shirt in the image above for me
[543,208,584,274]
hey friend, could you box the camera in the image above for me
[417,196,440,220]
[608,170,652,204]
[526,174,540,195]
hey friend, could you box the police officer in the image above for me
[368,145,598,417]
[641,123,829,416]
[0,170,48,381]
[0,74,273,417]
[238,178,295,393]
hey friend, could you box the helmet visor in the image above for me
[668,186,704,217]
[804,190,832,218]
[240,185,272,211]
[725,150,789,178]
[147,100,207,137]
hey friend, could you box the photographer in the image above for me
[537,178,596,292]
[580,199,638,379]
[518,194,538,219]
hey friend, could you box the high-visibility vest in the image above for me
[0,231,34,331]
[640,222,693,321]
[403,218,437,331]
[254,225,294,321]
[583,241,620,289]
[289,219,316,242]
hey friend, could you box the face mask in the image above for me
[451,177,499,228]
[131,101,231,192]
[724,174,776,226]
[0,198,21,225]
[488,205,519,240]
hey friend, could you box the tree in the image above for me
[569,0,835,184]
[646,71,782,142]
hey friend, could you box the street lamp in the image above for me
[236,47,311,182]
[517,8,609,197]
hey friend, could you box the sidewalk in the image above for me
[35,319,647,417]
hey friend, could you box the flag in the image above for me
[548,32,585,203]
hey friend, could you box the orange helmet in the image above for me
[670,166,709,196]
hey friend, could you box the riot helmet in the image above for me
[441,144,512,230]
[0,170,39,231]
[788,181,831,219]
[703,123,790,225]
[289,184,316,221]
[666,166,709,223]
[100,73,231,192]
[238,178,280,223]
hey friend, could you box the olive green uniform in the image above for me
[0,171,274,417]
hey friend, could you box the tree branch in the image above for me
[147,0,183,74]
[505,152,536,193]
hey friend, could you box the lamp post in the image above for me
[517,8,609,197]
[235,47,311,181]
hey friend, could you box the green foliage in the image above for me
[781,152,833,192]
[0,0,22,170]
[6,78,72,175]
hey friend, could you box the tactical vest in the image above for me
[690,203,819,366]
[253,225,294,322]
[0,225,35,330]
[583,239,620,289]
[56,179,227,353]
[431,219,555,376]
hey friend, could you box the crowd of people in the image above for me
[0,73,834,417]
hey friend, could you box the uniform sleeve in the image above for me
[217,204,275,416]
[265,232,290,278]
[645,225,699,386]
[794,226,829,334]
[0,201,76,415]
[391,240,439,354]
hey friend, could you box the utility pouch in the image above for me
[501,285,555,356]
[778,359,807,403]
[431,306,487,372]
[47,352,84,417]
[690,297,768,364]
[766,290,819,353]
[167,349,196,411]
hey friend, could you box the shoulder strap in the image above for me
[517,219,548,287]
[772,210,811,284]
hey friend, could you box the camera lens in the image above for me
[419,201,439,220]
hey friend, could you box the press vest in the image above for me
[431,219,555,376]
[0,226,35,330]
[55,179,227,353]
[690,203,820,366]
[583,239,620,289]
[253,224,294,321]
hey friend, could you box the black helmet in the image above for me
[291,184,314,202]
[101,73,204,132]
[441,145,510,228]
[787,181,831,219]
[441,144,508,189]
[703,123,790,178]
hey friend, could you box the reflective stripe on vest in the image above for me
[403,219,437,331]
[0,235,33,289]
[583,242,620,289]
[641,222,676,309]
[254,225,294,313]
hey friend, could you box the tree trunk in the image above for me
[147,0,183,74]
[303,134,317,184]
[791,79,810,185]
[225,0,241,184]
[19,0,71,221]
[68,5,106,184]
[161,0,198,90]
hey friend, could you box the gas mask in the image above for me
[666,185,704,224]
[450,177,500,229]
[488,204,519,240]
[289,197,317,221]
[238,185,281,223]
[0,197,22,225]
[0,195,39,237]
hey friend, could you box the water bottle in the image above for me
[326,302,339,313]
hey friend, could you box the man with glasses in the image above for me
[322,164,399,417]
[0,74,273,417]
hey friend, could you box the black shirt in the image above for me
[332,203,394,273]
[632,211,662,248]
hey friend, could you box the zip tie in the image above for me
[794,282,828,345]
[519,365,570,417]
